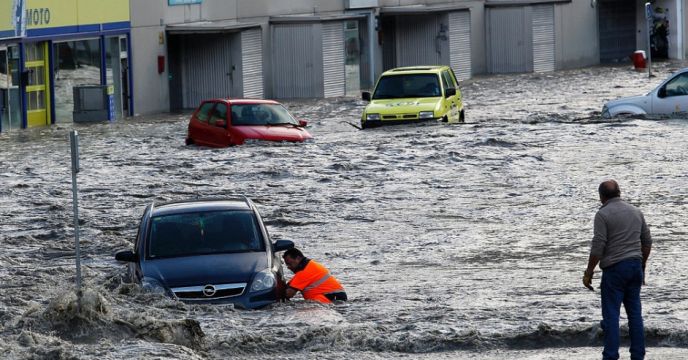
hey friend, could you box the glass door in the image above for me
[24,42,50,127]
[0,46,8,131]
[344,20,361,96]
[0,45,22,132]
[106,35,129,119]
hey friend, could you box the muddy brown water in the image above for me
[1,61,688,359]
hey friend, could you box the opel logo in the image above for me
[202,284,216,297]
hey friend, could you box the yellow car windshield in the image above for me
[372,74,441,99]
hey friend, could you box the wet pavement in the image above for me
[1,61,688,359]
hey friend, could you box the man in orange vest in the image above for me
[282,248,347,304]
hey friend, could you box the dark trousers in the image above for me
[325,292,347,302]
[601,259,645,360]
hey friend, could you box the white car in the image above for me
[602,67,688,118]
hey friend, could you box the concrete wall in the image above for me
[129,0,611,115]
[554,0,598,69]
[463,1,487,76]
[130,25,169,115]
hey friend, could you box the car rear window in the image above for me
[372,74,441,99]
[147,210,264,258]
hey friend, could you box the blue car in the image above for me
[114,197,294,309]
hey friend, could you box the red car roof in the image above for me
[206,98,281,105]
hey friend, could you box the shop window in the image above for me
[53,39,102,123]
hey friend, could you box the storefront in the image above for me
[0,0,131,133]
[485,1,562,74]
[0,0,24,132]
[379,5,472,81]
[166,22,264,111]
[269,14,370,99]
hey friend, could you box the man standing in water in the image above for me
[583,180,652,360]
[282,248,347,304]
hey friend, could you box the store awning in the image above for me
[166,20,261,34]
[379,4,471,15]
[269,13,367,24]
[485,0,571,7]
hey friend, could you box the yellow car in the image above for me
[361,66,465,129]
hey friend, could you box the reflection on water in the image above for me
[1,61,688,359]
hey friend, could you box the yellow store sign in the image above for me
[24,0,129,29]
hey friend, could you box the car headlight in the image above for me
[419,111,434,119]
[250,269,276,293]
[142,277,167,295]
[366,113,380,121]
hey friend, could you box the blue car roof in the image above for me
[151,198,253,217]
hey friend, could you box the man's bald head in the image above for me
[598,180,621,202]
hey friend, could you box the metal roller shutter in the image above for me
[532,4,555,73]
[241,29,263,99]
[598,0,635,63]
[487,7,533,74]
[271,23,324,99]
[322,21,345,98]
[396,14,445,67]
[449,11,471,81]
[181,35,233,108]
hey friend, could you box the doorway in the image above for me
[344,20,361,96]
[24,42,50,127]
[0,45,22,132]
[105,35,129,119]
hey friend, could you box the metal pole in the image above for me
[646,2,653,78]
[69,130,82,313]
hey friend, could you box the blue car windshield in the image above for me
[372,74,441,99]
[147,210,264,259]
[230,104,299,126]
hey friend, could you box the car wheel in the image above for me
[442,116,449,123]
[185,137,194,146]
[360,122,367,130]
[459,110,465,123]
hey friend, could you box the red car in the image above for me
[186,99,312,147]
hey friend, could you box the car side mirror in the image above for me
[214,119,226,127]
[445,87,456,97]
[273,239,295,252]
[298,119,308,127]
[362,91,371,102]
[658,86,667,98]
[115,250,137,262]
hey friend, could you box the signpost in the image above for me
[69,130,82,312]
[645,2,653,78]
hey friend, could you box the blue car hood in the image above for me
[142,252,268,288]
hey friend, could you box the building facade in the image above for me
[3,0,687,128]
[0,0,132,132]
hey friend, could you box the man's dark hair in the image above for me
[598,180,621,199]
[283,248,304,259]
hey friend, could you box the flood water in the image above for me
[2,62,688,359]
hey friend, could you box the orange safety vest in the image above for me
[288,260,345,304]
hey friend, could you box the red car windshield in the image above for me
[230,104,299,126]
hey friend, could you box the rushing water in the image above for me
[2,62,688,359]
